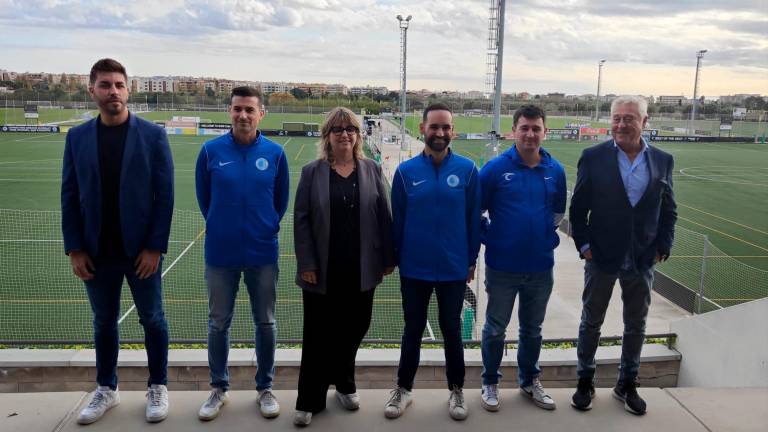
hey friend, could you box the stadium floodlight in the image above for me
[484,0,506,164]
[397,14,412,152]
[595,59,606,121]
[690,50,707,135]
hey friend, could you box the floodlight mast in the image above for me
[484,0,506,163]
[595,59,606,121]
[397,14,412,152]
[690,49,707,135]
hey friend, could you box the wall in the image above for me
[672,298,768,387]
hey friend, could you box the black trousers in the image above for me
[295,288,375,413]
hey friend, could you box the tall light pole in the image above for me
[484,0,506,164]
[397,14,412,151]
[594,59,606,121]
[690,49,707,135]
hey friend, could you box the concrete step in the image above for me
[0,345,680,392]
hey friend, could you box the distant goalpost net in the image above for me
[127,103,150,112]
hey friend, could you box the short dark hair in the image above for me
[422,102,453,122]
[231,86,264,106]
[89,58,127,85]
[513,105,546,128]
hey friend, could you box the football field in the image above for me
[0,113,766,342]
[452,137,768,311]
[0,130,411,343]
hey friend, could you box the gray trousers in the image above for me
[576,260,653,385]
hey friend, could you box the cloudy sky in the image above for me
[1,0,766,96]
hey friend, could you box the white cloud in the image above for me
[0,0,765,94]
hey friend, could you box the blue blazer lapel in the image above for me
[85,118,101,204]
[637,145,659,206]
[606,141,633,208]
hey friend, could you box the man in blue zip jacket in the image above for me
[477,105,567,413]
[385,103,481,421]
[195,86,289,421]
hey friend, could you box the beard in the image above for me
[100,99,125,116]
[425,135,450,152]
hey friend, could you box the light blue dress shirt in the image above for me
[615,139,650,207]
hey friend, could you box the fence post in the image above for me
[696,234,709,314]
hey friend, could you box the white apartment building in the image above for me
[349,86,389,96]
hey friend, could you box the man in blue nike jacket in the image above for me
[385,103,481,421]
[195,86,289,421]
[477,105,567,412]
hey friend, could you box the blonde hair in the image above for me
[317,107,366,163]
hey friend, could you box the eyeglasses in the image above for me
[329,126,359,135]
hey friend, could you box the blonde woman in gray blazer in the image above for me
[293,107,396,426]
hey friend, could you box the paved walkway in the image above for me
[2,388,765,432]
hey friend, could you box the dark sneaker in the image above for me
[613,381,647,415]
[570,377,595,411]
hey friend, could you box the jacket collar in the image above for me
[419,147,453,165]
[503,145,553,168]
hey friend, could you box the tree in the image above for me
[269,92,297,105]
[744,96,766,110]
[290,88,309,100]
[205,87,215,98]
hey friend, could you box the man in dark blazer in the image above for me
[61,58,174,425]
[569,95,676,416]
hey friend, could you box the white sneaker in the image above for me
[448,386,468,420]
[520,377,556,410]
[293,410,312,426]
[77,386,120,425]
[384,387,412,419]
[258,388,280,418]
[481,384,500,411]
[335,391,360,410]
[198,388,229,421]
[146,384,169,422]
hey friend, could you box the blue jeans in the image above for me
[481,267,553,387]
[576,260,653,385]
[397,277,466,391]
[206,263,277,391]
[84,257,169,390]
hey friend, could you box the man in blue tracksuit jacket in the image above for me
[385,103,481,421]
[478,105,566,413]
[194,86,289,421]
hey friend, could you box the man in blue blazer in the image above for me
[569,95,676,415]
[61,59,174,425]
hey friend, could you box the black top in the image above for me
[326,168,361,294]
[96,118,129,259]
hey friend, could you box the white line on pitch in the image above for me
[425,321,436,341]
[117,230,204,325]
[0,159,61,165]
[0,239,193,243]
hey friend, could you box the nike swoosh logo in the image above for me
[544,176,552,180]
[219,161,234,167]
[412,180,426,186]
[502,173,515,180]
